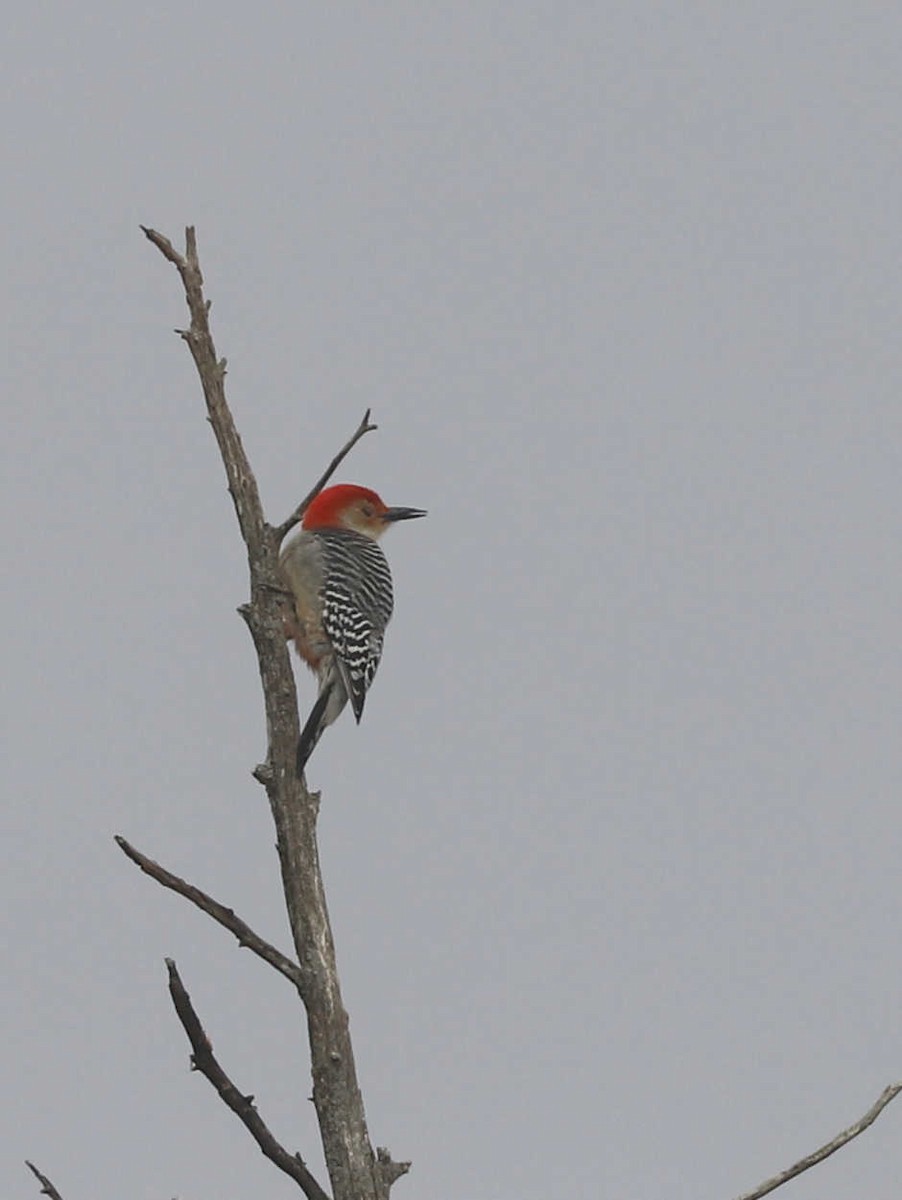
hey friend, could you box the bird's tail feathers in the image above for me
[297,687,333,775]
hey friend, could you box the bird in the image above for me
[279,482,426,773]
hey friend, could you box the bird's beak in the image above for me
[381,506,427,523]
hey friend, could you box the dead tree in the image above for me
[26,227,900,1200]
[126,225,405,1200]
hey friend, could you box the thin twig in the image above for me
[25,1162,64,1200]
[166,959,331,1200]
[115,836,304,989]
[734,1082,902,1200]
[274,409,378,543]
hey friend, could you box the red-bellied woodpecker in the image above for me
[280,483,426,773]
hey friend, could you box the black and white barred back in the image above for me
[318,527,395,721]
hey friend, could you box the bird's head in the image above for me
[302,484,426,539]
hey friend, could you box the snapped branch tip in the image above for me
[25,1161,64,1200]
[114,834,137,860]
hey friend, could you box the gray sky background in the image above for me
[3,6,901,1199]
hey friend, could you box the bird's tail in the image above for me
[297,686,333,775]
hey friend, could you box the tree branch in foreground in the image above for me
[143,225,407,1200]
[166,959,330,1200]
[734,1082,902,1200]
[115,836,304,990]
[25,1162,64,1200]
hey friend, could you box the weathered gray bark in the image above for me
[136,225,407,1200]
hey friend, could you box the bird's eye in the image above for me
[361,503,374,518]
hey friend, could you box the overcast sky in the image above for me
[3,6,902,1200]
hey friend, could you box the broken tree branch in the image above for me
[166,959,330,1200]
[25,1162,64,1200]
[140,225,265,551]
[734,1082,902,1200]
[115,836,304,989]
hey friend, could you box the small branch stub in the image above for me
[377,1146,412,1188]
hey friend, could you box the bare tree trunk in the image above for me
[124,225,407,1200]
